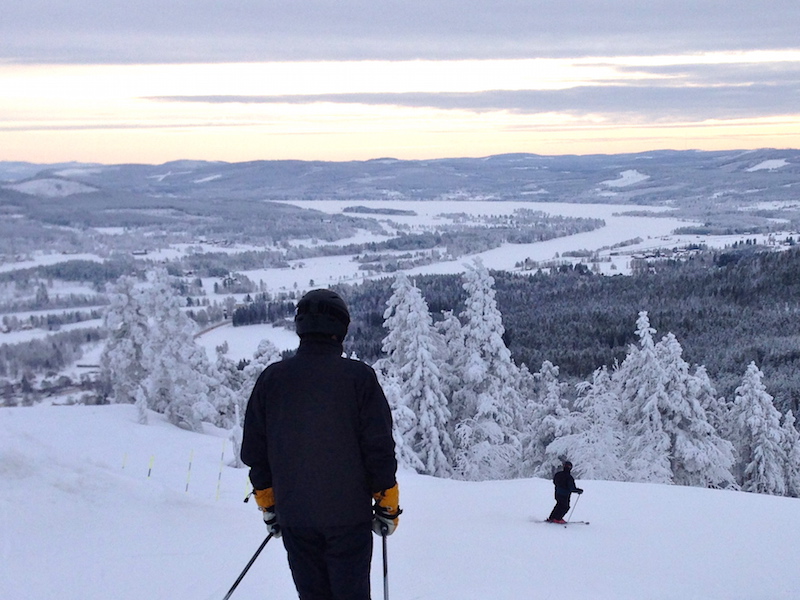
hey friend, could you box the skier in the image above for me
[546,460,583,524]
[241,288,400,600]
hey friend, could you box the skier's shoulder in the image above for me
[553,469,574,485]
[251,356,292,390]
[337,353,380,378]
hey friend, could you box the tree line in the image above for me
[94,263,800,499]
[340,246,800,416]
[374,267,799,495]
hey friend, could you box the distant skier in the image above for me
[546,460,583,524]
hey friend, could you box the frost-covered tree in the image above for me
[133,387,149,425]
[452,259,522,480]
[654,333,735,488]
[691,365,732,439]
[242,339,282,387]
[546,366,625,481]
[781,411,800,498]
[521,361,571,477]
[376,369,424,472]
[212,348,246,429]
[616,312,673,483]
[612,314,734,486]
[229,404,245,468]
[140,270,217,432]
[381,273,452,476]
[162,341,219,432]
[219,339,282,465]
[435,309,465,422]
[100,276,149,415]
[102,269,226,432]
[730,362,787,495]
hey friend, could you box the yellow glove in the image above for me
[253,487,275,510]
[372,483,401,536]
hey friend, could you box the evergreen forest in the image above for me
[341,245,800,415]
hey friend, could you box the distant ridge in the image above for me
[2,148,799,206]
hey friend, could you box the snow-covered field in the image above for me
[239,200,792,288]
[0,252,104,274]
[2,403,799,600]
[197,322,299,360]
[0,318,103,345]
[3,197,797,369]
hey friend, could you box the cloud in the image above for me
[2,0,799,64]
[145,57,800,124]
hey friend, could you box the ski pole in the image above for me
[381,523,390,600]
[566,493,581,523]
[222,533,273,600]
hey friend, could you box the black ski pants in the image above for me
[281,523,373,600]
[548,494,571,521]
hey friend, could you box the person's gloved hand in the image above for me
[372,483,402,536]
[576,488,584,495]
[261,507,281,537]
[254,487,281,538]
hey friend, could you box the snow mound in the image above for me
[601,170,650,188]
[4,178,98,197]
[746,159,789,172]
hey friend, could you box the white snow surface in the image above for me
[2,403,799,600]
[600,170,650,187]
[3,178,98,197]
[0,252,103,273]
[196,322,299,360]
[746,159,789,172]
[194,174,223,183]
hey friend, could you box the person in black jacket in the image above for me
[241,289,400,600]
[546,460,583,524]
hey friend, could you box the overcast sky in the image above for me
[2,1,799,164]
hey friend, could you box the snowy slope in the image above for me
[4,178,98,197]
[2,404,799,600]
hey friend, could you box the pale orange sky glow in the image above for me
[2,1,800,164]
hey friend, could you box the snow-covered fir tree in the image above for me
[781,411,800,498]
[654,332,735,488]
[607,313,735,486]
[212,347,247,430]
[380,273,453,476]
[730,362,787,495]
[691,365,732,439]
[452,258,523,480]
[102,269,223,432]
[546,366,625,481]
[376,369,424,472]
[615,312,673,483]
[228,404,245,469]
[224,339,282,465]
[141,270,217,432]
[100,275,150,423]
[521,361,571,477]
[434,309,466,418]
[241,339,282,388]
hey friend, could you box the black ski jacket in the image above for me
[241,337,397,528]
[553,470,579,499]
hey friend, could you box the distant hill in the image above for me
[3,149,800,209]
